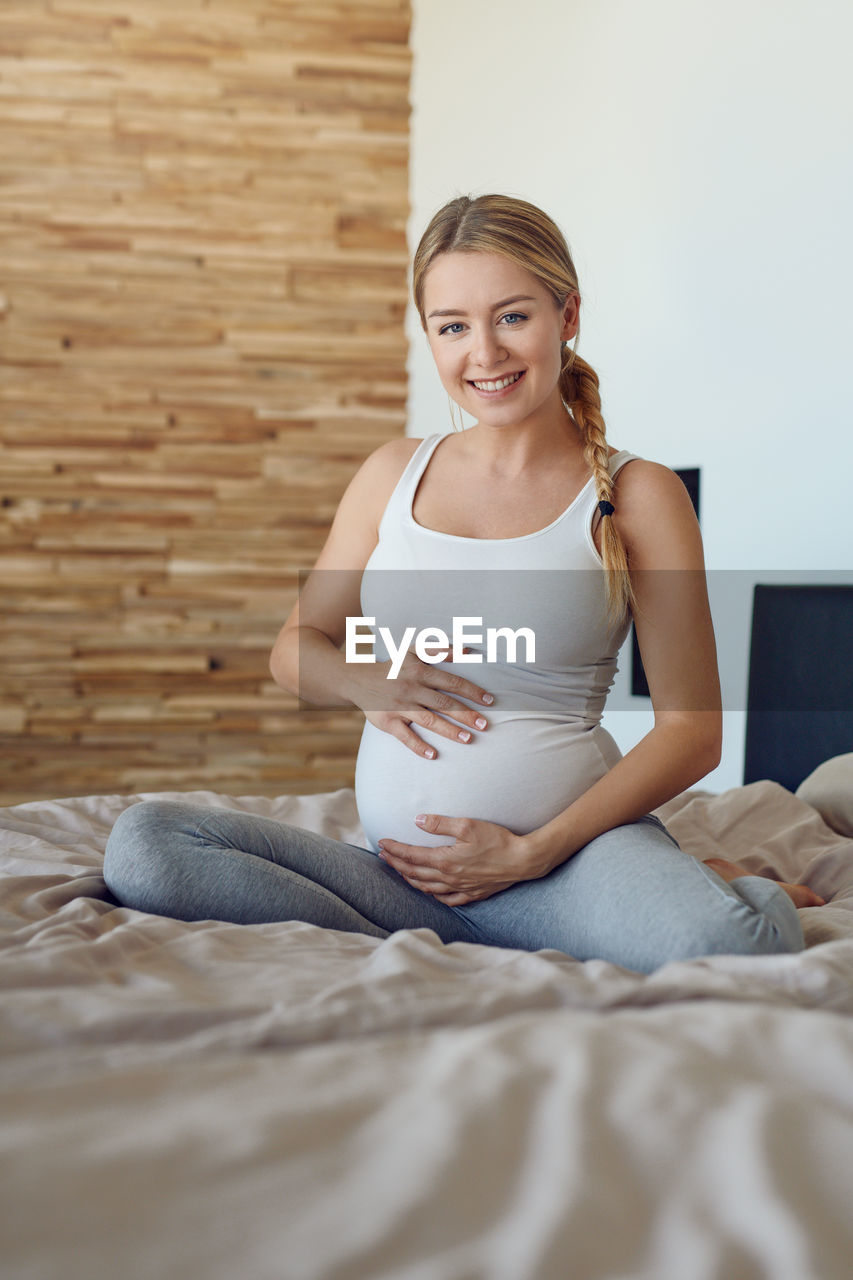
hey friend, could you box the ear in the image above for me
[560,294,580,342]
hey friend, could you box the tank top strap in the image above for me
[377,433,446,539]
[609,449,642,479]
[587,450,643,540]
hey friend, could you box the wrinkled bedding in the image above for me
[2,782,853,1280]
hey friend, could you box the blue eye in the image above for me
[438,321,465,336]
[500,312,526,326]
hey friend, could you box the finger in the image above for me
[379,852,453,895]
[402,698,489,748]
[377,838,412,862]
[437,657,495,709]
[391,722,439,760]
[403,649,495,713]
[412,813,468,841]
[378,844,455,885]
[388,653,492,747]
[419,688,492,740]
[402,709,471,748]
[435,885,506,906]
[408,874,455,895]
[378,837,454,866]
[425,660,495,720]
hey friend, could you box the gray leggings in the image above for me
[103,800,805,974]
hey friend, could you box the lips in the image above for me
[468,370,525,394]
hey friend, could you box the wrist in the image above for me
[521,809,583,879]
[340,659,378,712]
[287,632,363,710]
[519,825,559,880]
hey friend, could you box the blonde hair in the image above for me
[412,193,634,622]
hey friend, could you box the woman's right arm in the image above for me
[269,440,494,758]
[269,441,402,706]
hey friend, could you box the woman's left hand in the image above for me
[377,815,531,906]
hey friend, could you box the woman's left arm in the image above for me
[521,459,722,878]
[378,462,722,904]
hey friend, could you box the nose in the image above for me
[471,324,507,370]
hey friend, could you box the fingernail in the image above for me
[481,694,494,705]
[425,747,436,759]
[415,814,427,826]
[475,717,487,730]
[458,730,471,742]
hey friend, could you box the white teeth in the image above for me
[472,372,523,392]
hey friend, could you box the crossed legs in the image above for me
[104,802,805,974]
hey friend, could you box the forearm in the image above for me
[522,713,722,878]
[270,626,363,709]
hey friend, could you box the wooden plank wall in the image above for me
[0,0,411,804]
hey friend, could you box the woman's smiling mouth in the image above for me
[468,370,526,394]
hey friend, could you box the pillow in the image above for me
[795,753,853,837]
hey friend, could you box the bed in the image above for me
[3,592,853,1280]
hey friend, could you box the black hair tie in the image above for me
[598,499,615,517]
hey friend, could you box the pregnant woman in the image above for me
[104,194,822,973]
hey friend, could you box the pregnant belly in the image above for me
[354,716,622,853]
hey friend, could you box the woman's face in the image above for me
[421,251,579,430]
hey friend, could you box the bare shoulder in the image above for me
[337,435,421,506]
[310,435,422,573]
[364,434,423,481]
[612,457,693,506]
[612,459,704,569]
[352,435,422,523]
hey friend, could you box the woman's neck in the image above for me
[463,412,585,479]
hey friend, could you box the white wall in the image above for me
[407,0,853,790]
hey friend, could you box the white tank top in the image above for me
[354,432,639,852]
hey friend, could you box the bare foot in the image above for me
[703,857,826,908]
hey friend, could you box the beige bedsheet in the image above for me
[2,782,853,1280]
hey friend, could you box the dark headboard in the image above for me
[744,584,853,790]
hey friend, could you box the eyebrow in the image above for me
[426,295,537,320]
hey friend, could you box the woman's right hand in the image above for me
[350,647,493,759]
